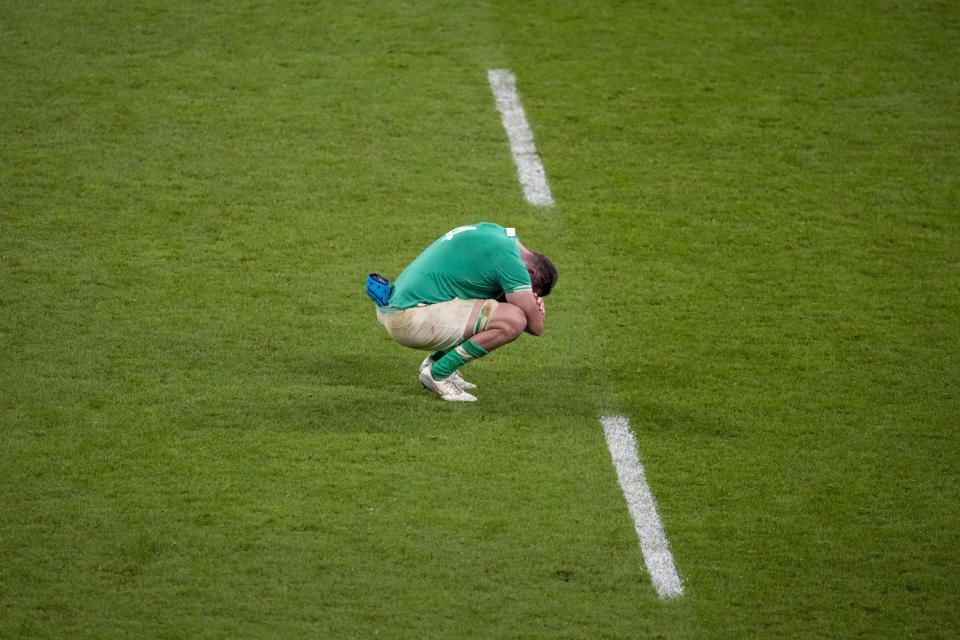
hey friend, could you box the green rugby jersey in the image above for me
[388,223,532,310]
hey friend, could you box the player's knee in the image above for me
[494,304,526,341]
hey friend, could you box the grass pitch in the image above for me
[2,1,959,638]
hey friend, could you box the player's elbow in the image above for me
[526,319,545,336]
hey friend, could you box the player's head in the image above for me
[527,252,558,297]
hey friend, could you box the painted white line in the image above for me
[487,69,555,207]
[600,415,684,599]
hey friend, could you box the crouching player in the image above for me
[367,223,557,402]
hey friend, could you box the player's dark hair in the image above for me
[531,252,558,297]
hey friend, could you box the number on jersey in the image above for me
[442,225,477,241]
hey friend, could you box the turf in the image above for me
[2,1,958,638]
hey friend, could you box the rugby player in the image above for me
[371,223,557,402]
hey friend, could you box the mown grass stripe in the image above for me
[601,415,684,599]
[487,68,554,207]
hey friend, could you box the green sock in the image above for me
[430,347,452,361]
[431,340,488,380]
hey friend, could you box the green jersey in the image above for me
[388,223,532,310]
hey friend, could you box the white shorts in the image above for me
[376,298,498,351]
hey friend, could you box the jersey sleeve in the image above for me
[494,255,532,294]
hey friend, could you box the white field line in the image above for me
[487,69,555,207]
[600,415,684,599]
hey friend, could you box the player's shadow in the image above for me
[294,352,448,432]
[304,352,431,393]
[303,353,382,389]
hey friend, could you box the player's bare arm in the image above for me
[505,290,545,336]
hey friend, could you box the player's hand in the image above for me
[536,296,545,317]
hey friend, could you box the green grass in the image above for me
[2,1,958,638]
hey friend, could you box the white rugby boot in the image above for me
[418,367,477,402]
[419,355,477,390]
